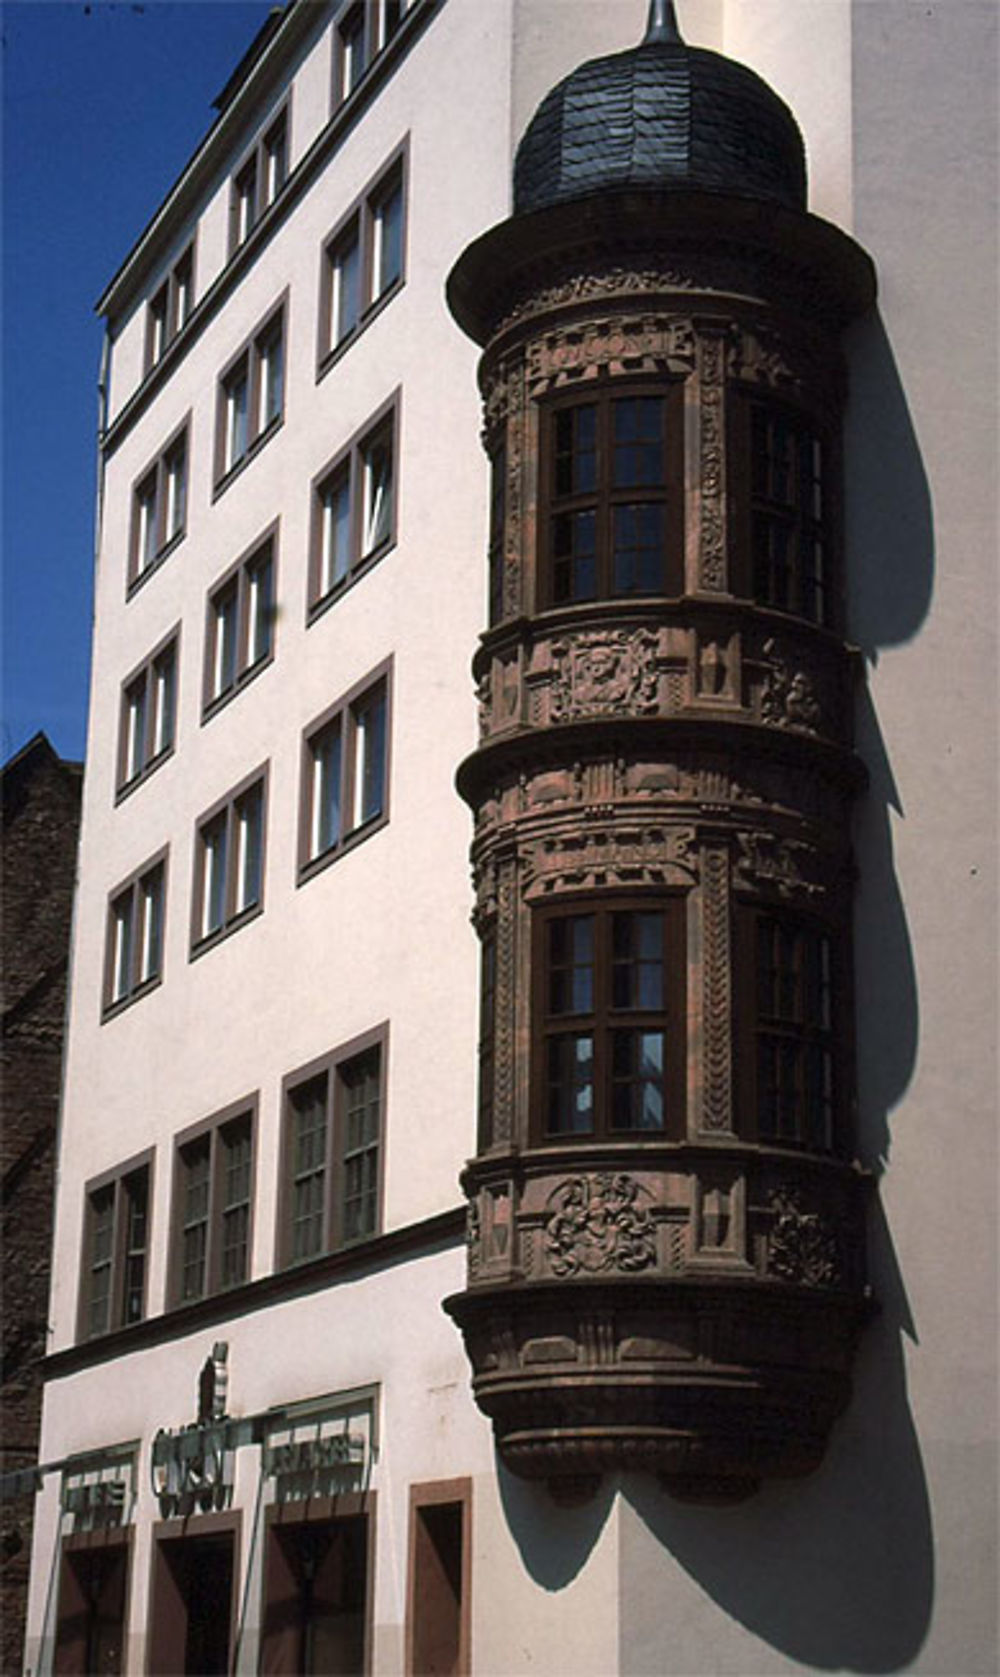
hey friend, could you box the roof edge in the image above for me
[95,0,315,320]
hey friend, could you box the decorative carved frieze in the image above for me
[697,330,728,591]
[505,356,527,620]
[760,637,825,734]
[525,314,696,391]
[767,1186,843,1289]
[543,1173,656,1277]
[522,823,698,899]
[700,845,734,1134]
[492,857,517,1146]
[549,627,660,720]
[734,830,826,901]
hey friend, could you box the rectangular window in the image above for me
[542,388,683,607]
[203,526,277,715]
[229,103,289,255]
[278,1029,386,1267]
[336,2,370,102]
[309,398,398,615]
[214,299,286,487]
[117,627,179,795]
[334,0,409,105]
[477,935,496,1152]
[300,663,391,879]
[533,898,685,1141]
[407,1481,471,1677]
[318,148,407,367]
[749,404,829,625]
[79,1155,152,1339]
[129,420,189,590]
[262,111,288,207]
[144,242,195,372]
[754,915,836,1151]
[170,1099,256,1305]
[192,767,267,953]
[104,851,167,1014]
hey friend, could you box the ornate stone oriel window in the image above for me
[540,385,683,607]
[445,2,877,1500]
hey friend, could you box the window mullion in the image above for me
[594,907,611,1139]
[326,1073,339,1253]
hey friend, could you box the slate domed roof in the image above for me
[513,0,806,216]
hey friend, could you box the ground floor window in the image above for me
[148,1522,237,1676]
[261,1502,371,1675]
[54,1538,129,1675]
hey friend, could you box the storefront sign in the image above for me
[150,1424,233,1518]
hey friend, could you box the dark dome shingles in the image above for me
[514,40,805,215]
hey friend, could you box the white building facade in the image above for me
[24,3,997,1674]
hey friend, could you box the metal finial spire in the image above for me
[644,0,682,45]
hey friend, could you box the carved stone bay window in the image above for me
[444,2,877,1501]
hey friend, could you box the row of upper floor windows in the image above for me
[126,144,405,594]
[77,1020,387,1342]
[116,387,397,810]
[104,655,392,1020]
[133,1,420,395]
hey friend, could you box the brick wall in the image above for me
[1,735,81,1676]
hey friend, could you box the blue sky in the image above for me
[2,0,274,763]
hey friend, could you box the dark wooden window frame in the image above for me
[538,378,685,610]
[144,242,195,377]
[127,415,190,596]
[77,1148,154,1342]
[276,1022,388,1269]
[228,96,292,256]
[307,393,400,620]
[735,904,849,1155]
[190,762,269,959]
[147,1511,242,1677]
[167,1094,258,1307]
[201,520,279,721]
[729,387,840,629]
[144,240,196,376]
[115,623,180,801]
[261,1491,376,1677]
[406,1478,471,1677]
[333,0,407,108]
[298,657,392,882]
[531,894,687,1144]
[213,292,288,496]
[54,1526,134,1676]
[477,934,496,1152]
[487,439,506,627]
[317,142,408,377]
[103,846,168,1018]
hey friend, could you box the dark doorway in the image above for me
[54,1542,128,1675]
[149,1528,235,1676]
[408,1491,468,1677]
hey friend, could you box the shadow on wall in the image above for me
[499,312,937,1674]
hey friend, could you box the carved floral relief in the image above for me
[544,1173,656,1277]
[767,1187,842,1289]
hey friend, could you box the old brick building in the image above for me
[1,734,81,1675]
